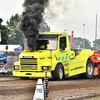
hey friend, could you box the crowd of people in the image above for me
[0,55,7,67]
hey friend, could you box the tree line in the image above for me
[0,13,50,47]
[0,13,98,50]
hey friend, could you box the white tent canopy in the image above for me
[0,45,20,52]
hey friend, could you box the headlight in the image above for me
[42,66,51,70]
[14,66,19,70]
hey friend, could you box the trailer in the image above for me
[89,52,100,76]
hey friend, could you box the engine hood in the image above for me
[19,50,57,58]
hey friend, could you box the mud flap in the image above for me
[94,64,100,77]
[94,67,99,76]
[99,66,100,74]
[98,64,100,78]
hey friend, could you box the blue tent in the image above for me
[14,46,22,51]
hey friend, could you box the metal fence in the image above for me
[0,52,20,72]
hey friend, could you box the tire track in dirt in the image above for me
[0,77,100,100]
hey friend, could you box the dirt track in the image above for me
[0,76,100,100]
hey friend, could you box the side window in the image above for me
[60,37,66,50]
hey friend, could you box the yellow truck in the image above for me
[12,32,94,80]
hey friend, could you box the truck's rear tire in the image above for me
[86,59,94,79]
[20,77,29,80]
[51,64,64,80]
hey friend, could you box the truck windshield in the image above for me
[36,34,58,50]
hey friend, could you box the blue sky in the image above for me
[0,0,100,46]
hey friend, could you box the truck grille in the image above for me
[21,65,37,70]
[20,58,37,65]
[20,58,37,70]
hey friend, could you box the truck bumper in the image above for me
[13,71,51,77]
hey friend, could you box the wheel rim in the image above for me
[87,63,93,75]
[59,68,63,79]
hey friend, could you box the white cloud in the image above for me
[45,0,100,44]
[0,0,100,44]
[0,0,24,24]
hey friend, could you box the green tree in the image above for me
[0,18,3,24]
[6,13,24,45]
[0,18,9,44]
[70,37,91,49]
[93,39,100,50]
[83,38,91,49]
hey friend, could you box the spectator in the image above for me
[0,55,7,66]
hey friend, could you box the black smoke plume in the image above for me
[18,0,49,51]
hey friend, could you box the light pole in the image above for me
[83,24,85,49]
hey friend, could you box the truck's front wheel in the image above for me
[86,59,94,79]
[51,64,64,80]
